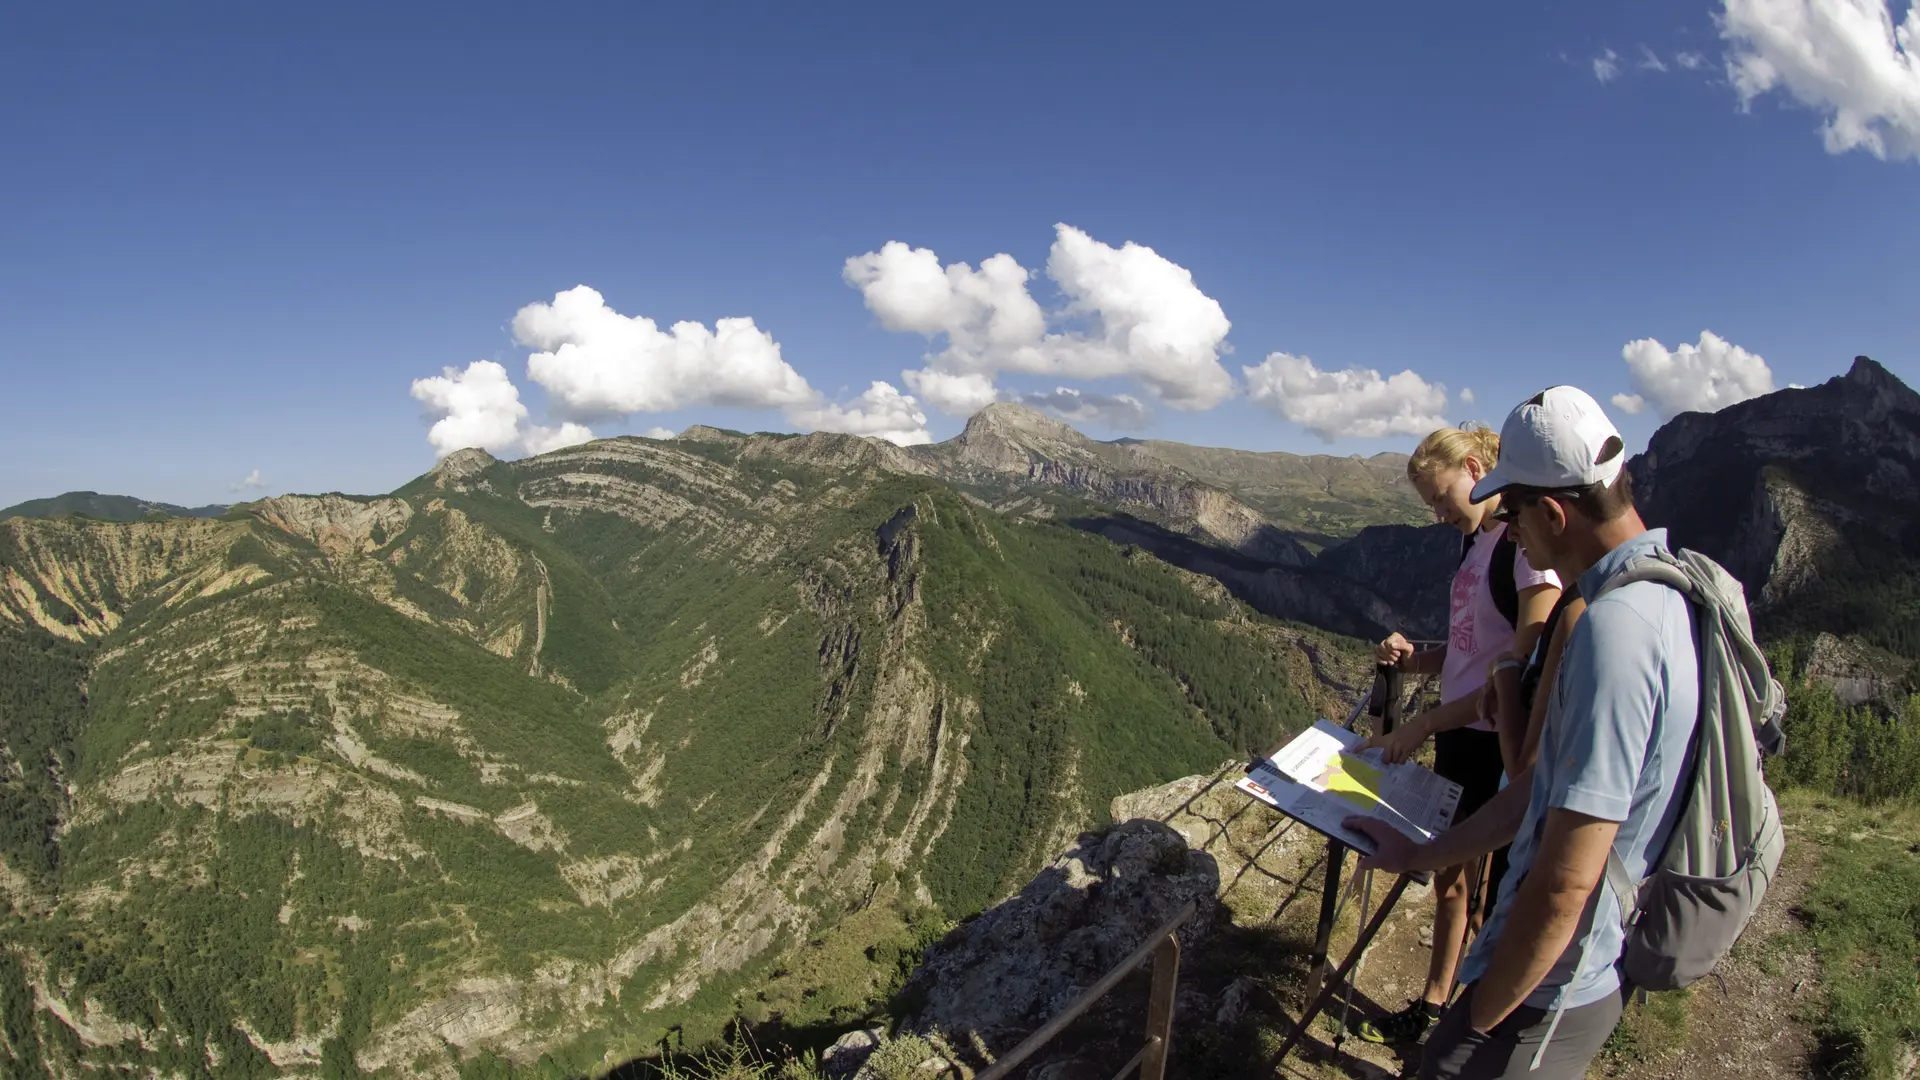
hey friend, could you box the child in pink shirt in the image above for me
[1356,424,1561,1044]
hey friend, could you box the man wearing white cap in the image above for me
[1349,386,1701,1079]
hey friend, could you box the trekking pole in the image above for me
[1330,867,1375,1052]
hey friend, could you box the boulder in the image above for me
[899,820,1220,1054]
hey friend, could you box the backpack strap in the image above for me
[1460,526,1522,629]
[1590,548,1695,934]
[1491,528,1519,629]
[1604,848,1640,931]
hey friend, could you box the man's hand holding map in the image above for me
[1236,720,1462,856]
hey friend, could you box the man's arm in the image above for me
[1466,808,1619,1032]
[1345,766,1533,874]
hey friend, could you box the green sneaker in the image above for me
[1351,1000,1441,1044]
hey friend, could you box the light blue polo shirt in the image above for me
[1456,528,1699,1009]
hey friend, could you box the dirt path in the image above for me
[1262,838,1823,1080]
[1598,833,1821,1080]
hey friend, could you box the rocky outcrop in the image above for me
[1631,357,1920,602]
[255,494,414,558]
[899,820,1221,1053]
[1803,632,1909,708]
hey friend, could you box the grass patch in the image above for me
[1598,988,1691,1073]
[1788,794,1920,1080]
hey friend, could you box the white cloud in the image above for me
[641,426,676,440]
[410,359,597,459]
[521,422,596,456]
[1243,353,1450,442]
[231,468,265,493]
[846,224,1234,416]
[1618,331,1776,417]
[1612,392,1649,414]
[901,369,1001,416]
[1594,48,1623,82]
[1016,387,1151,431]
[505,284,930,446]
[1676,50,1707,70]
[517,286,816,417]
[1721,0,1920,161]
[1459,388,1477,405]
[1640,44,1670,71]
[788,381,933,446]
[412,361,532,458]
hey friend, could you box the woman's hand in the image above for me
[1360,720,1427,765]
[1376,632,1414,668]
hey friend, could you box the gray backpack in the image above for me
[1591,547,1788,992]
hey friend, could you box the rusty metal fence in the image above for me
[973,899,1197,1080]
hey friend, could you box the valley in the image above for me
[2,358,1916,1079]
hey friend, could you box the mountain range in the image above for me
[1,357,1913,1079]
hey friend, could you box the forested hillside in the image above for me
[0,432,1376,1079]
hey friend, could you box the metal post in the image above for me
[1303,840,1346,1003]
[1380,663,1405,735]
[1269,873,1415,1072]
[1139,934,1180,1080]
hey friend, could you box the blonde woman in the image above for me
[1355,424,1562,1045]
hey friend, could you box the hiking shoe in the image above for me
[1351,1000,1441,1044]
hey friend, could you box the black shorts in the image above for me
[1433,727,1504,820]
[1433,727,1510,918]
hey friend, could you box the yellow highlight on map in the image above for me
[1314,752,1387,811]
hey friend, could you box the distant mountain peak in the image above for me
[959,402,1080,442]
[1840,355,1917,407]
[430,447,498,485]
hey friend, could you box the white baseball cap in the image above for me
[1469,385,1625,504]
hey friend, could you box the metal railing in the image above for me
[975,899,1197,1080]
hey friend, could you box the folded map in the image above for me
[1236,719,1464,856]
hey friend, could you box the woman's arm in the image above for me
[1509,583,1560,666]
[1362,691,1479,763]
[1493,583,1561,775]
[1515,597,1586,772]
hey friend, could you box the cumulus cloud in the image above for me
[641,426,676,440]
[516,286,817,417]
[1640,45,1671,71]
[1594,48,1623,82]
[1676,50,1707,70]
[846,224,1234,416]
[901,369,1001,416]
[1618,331,1776,417]
[412,361,533,458]
[1015,388,1152,431]
[1459,388,1477,405]
[410,360,598,459]
[788,381,933,445]
[501,285,930,446]
[1243,353,1450,442]
[1721,0,1920,161]
[521,422,596,456]
[231,469,265,493]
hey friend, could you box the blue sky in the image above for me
[3,2,1916,507]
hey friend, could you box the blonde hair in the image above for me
[1407,423,1501,483]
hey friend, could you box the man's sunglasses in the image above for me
[1489,488,1584,524]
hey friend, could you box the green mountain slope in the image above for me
[0,491,229,522]
[0,434,1373,1078]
